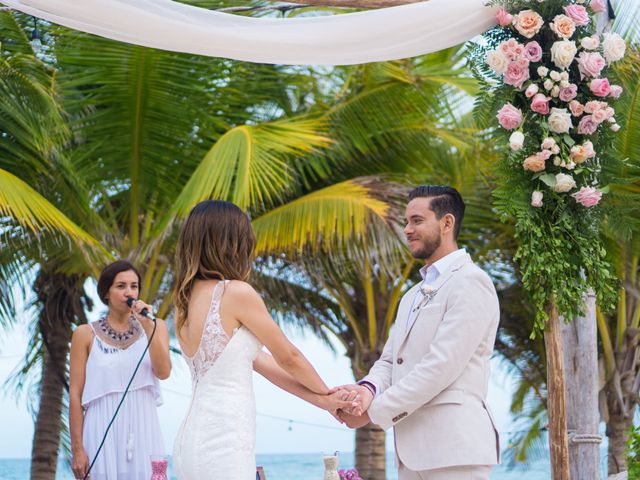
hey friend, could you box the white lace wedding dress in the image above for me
[173,280,262,479]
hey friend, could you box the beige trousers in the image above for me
[398,463,492,480]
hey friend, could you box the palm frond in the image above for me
[252,178,389,255]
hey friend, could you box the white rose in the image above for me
[538,66,549,77]
[544,79,554,90]
[580,36,600,50]
[551,145,560,154]
[560,71,569,81]
[550,70,561,81]
[611,123,621,132]
[550,40,577,70]
[560,80,569,88]
[509,131,525,150]
[531,190,544,208]
[602,32,626,63]
[551,86,560,97]
[553,173,577,193]
[486,50,509,75]
[548,108,573,133]
[553,156,562,166]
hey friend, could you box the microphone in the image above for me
[126,297,157,322]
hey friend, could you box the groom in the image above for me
[337,185,500,480]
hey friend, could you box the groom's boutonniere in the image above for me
[412,284,439,312]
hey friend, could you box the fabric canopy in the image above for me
[1,0,496,65]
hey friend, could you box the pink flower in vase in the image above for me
[577,51,606,79]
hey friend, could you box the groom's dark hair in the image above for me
[408,185,465,239]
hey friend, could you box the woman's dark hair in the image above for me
[97,260,142,305]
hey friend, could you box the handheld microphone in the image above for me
[126,297,157,322]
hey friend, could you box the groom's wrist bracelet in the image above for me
[358,381,376,397]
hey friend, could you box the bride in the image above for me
[172,200,357,480]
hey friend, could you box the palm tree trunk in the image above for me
[355,424,387,480]
[30,269,86,480]
[606,401,631,474]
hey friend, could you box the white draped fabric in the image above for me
[1,0,497,65]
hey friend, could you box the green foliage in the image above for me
[471,0,621,334]
[627,425,640,479]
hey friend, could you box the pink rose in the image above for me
[514,10,544,39]
[500,38,525,61]
[577,115,599,134]
[610,85,623,99]
[523,154,546,172]
[497,103,523,130]
[531,93,551,115]
[559,84,578,102]
[504,62,530,89]
[570,142,596,163]
[525,84,539,98]
[564,5,590,26]
[604,107,615,118]
[573,186,602,207]
[593,109,609,124]
[590,78,611,97]
[569,100,584,117]
[577,52,606,79]
[537,149,552,160]
[590,0,606,13]
[541,137,556,150]
[524,41,543,62]
[584,100,608,113]
[496,8,513,26]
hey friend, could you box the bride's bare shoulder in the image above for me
[224,280,263,304]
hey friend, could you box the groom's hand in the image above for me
[337,410,371,429]
[330,384,373,415]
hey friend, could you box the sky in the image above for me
[0,307,515,458]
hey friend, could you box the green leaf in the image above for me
[539,173,557,187]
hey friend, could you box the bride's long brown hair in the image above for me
[173,200,255,336]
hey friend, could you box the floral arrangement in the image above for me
[338,468,363,480]
[470,0,625,332]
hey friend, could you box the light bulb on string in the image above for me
[30,17,42,54]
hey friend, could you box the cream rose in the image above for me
[509,131,525,150]
[548,108,573,133]
[514,10,544,39]
[580,36,600,50]
[531,190,544,208]
[602,32,626,63]
[486,50,509,75]
[550,40,577,69]
[553,173,577,193]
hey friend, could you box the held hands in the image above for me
[321,389,361,423]
[71,448,89,479]
[328,384,374,429]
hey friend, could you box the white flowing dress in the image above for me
[82,322,165,480]
[173,280,263,480]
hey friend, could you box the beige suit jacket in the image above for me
[363,253,500,471]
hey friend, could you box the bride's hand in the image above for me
[320,389,361,422]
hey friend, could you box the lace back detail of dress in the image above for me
[184,281,230,382]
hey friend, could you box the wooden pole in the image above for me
[561,292,602,480]
[544,298,571,480]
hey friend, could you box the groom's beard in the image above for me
[410,234,441,260]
